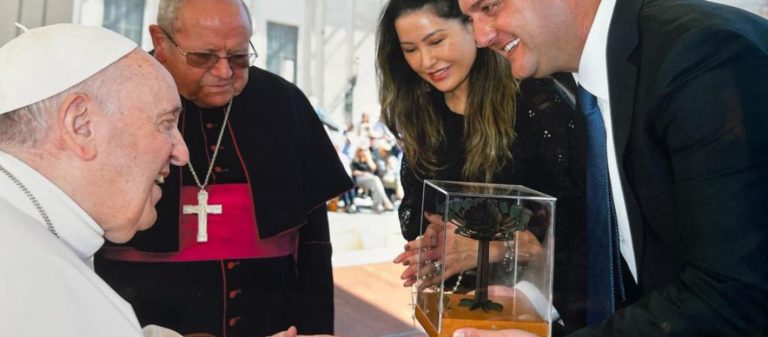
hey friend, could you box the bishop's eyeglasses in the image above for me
[161,29,257,69]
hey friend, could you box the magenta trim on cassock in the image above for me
[102,183,298,262]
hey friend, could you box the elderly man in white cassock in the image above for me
[0,23,189,337]
[0,23,321,337]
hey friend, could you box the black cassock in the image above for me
[96,67,353,337]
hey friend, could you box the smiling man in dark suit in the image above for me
[453,0,768,336]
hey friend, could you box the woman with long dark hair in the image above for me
[377,0,588,334]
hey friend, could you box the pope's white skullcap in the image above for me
[0,23,137,115]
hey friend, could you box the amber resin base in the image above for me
[415,292,548,337]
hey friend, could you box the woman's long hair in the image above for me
[376,0,518,182]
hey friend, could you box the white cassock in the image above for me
[0,24,181,337]
[0,151,145,337]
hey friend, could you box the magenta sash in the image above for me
[103,183,298,262]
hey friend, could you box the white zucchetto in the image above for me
[0,23,137,115]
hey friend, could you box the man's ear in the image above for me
[149,25,168,62]
[58,93,97,161]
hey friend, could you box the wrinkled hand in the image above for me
[268,326,297,337]
[452,328,539,337]
[142,325,184,337]
[268,326,337,337]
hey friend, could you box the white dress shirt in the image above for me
[573,0,638,283]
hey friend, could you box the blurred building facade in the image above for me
[1,0,386,128]
[1,0,767,126]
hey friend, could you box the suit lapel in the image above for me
[606,0,641,160]
[606,0,646,272]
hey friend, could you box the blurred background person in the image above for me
[351,146,396,213]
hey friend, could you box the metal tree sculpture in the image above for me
[449,198,531,312]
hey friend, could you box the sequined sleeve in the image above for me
[398,155,423,241]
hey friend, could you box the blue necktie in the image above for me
[579,86,621,324]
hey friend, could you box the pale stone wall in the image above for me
[2,0,766,126]
[712,0,768,16]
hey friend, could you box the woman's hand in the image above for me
[393,213,544,289]
[393,213,477,288]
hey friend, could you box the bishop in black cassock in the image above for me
[96,66,353,337]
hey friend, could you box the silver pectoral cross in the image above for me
[182,190,222,242]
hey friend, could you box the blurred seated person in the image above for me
[380,154,404,203]
[351,147,395,213]
[332,133,357,213]
[357,112,374,148]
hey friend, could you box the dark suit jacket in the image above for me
[571,0,768,335]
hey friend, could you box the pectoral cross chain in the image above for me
[182,190,222,242]
[183,101,232,243]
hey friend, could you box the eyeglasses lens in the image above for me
[185,52,254,69]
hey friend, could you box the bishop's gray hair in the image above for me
[157,0,254,36]
[156,0,183,34]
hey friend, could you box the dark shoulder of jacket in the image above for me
[517,77,568,112]
[247,66,312,104]
[640,0,768,49]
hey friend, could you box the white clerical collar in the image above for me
[0,151,104,262]
[573,0,616,101]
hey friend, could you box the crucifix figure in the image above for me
[183,190,222,242]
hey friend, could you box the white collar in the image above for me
[573,0,616,100]
[0,151,104,262]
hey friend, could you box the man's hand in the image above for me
[268,326,298,337]
[142,324,185,337]
[268,326,337,337]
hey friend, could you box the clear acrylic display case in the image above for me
[414,180,556,337]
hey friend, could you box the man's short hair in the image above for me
[157,0,254,36]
